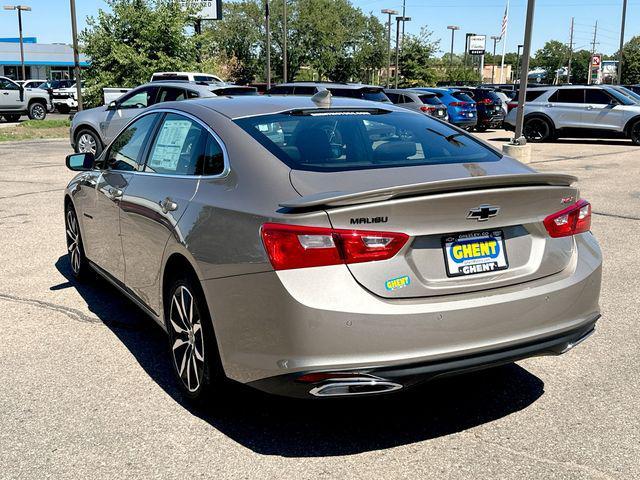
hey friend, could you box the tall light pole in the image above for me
[382,9,398,88]
[265,0,271,88]
[447,26,460,75]
[490,35,500,84]
[3,5,31,81]
[69,0,83,111]
[513,0,536,144]
[617,0,628,84]
[394,16,410,88]
[516,44,523,83]
[282,0,287,82]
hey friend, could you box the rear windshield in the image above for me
[452,91,475,103]
[419,94,442,106]
[475,90,502,102]
[327,88,391,103]
[234,110,501,172]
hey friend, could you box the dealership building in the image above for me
[0,37,89,81]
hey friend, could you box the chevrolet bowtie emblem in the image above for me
[467,205,500,221]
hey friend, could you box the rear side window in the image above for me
[156,87,186,103]
[452,91,475,103]
[419,94,442,106]
[585,89,613,104]
[549,89,585,103]
[526,89,547,102]
[234,110,501,172]
[144,113,225,176]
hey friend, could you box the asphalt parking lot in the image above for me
[0,132,638,479]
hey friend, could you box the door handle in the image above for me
[586,105,594,110]
[2,92,9,96]
[545,103,553,108]
[159,197,178,214]
[107,187,123,198]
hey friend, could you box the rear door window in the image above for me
[156,87,187,103]
[293,86,317,95]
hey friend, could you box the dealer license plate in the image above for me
[443,230,509,277]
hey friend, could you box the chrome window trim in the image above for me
[99,108,231,180]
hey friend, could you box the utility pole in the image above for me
[588,21,598,85]
[618,0,627,84]
[394,16,410,88]
[383,9,398,88]
[401,0,406,51]
[282,0,287,83]
[447,26,460,79]
[513,0,536,144]
[265,0,271,88]
[490,36,499,84]
[3,5,31,81]
[69,0,83,111]
[567,17,574,84]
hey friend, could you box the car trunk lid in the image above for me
[287,168,579,298]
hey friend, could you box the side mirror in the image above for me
[66,152,95,171]
[107,100,118,110]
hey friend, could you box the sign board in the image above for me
[469,35,486,55]
[179,0,222,20]
[591,55,602,67]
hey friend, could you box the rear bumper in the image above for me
[479,115,505,127]
[248,317,598,398]
[450,117,477,127]
[202,233,602,396]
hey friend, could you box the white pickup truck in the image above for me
[0,76,52,121]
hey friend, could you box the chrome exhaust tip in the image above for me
[309,378,403,397]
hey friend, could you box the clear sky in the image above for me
[0,0,637,56]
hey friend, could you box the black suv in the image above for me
[457,87,505,131]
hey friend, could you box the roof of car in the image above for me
[169,94,404,120]
[385,88,432,95]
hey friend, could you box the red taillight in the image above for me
[507,101,518,112]
[260,223,409,270]
[420,105,436,112]
[449,101,467,107]
[543,200,591,238]
[478,98,493,105]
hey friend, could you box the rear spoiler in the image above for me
[280,173,577,209]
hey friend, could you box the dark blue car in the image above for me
[415,88,477,129]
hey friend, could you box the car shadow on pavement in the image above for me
[55,255,545,457]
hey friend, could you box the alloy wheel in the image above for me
[65,209,82,275]
[77,133,97,154]
[169,286,205,393]
[32,104,46,120]
[523,118,550,141]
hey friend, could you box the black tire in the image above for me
[65,203,90,279]
[475,125,488,132]
[27,101,47,121]
[630,120,640,146]
[3,114,20,122]
[75,129,103,156]
[165,273,224,403]
[57,104,71,114]
[523,116,553,143]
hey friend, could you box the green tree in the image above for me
[397,27,440,86]
[531,40,569,80]
[620,36,640,84]
[569,50,592,84]
[80,0,200,106]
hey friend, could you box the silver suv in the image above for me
[504,85,640,144]
[70,81,255,155]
